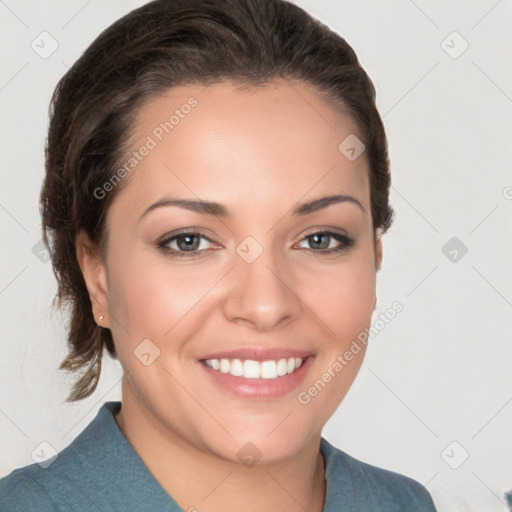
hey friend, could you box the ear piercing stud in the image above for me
[99,315,104,321]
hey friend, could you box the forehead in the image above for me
[111,80,370,218]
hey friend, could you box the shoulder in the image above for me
[0,464,58,511]
[0,402,122,512]
[321,438,437,511]
[0,442,105,512]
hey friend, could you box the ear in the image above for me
[76,230,110,328]
[374,229,383,272]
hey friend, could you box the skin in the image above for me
[77,79,382,512]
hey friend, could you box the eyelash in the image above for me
[156,229,355,259]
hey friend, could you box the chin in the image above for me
[196,417,320,467]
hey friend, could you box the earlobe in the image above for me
[75,230,110,327]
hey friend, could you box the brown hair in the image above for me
[41,0,393,401]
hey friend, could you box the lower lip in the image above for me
[200,357,314,399]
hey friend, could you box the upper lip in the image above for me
[199,348,314,361]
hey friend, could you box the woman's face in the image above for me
[87,80,381,463]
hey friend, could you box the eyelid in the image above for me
[299,226,349,238]
[156,228,219,246]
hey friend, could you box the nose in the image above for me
[222,251,302,332]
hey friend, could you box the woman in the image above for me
[0,0,437,510]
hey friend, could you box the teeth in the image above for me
[203,357,305,379]
[276,358,288,376]
[261,360,277,379]
[243,360,260,379]
[230,359,243,377]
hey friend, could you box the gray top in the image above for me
[0,402,437,511]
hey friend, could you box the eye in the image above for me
[157,231,217,258]
[297,230,355,253]
[156,229,354,259]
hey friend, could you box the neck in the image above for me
[114,394,326,512]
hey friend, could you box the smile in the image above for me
[203,357,304,379]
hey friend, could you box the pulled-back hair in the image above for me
[41,0,393,401]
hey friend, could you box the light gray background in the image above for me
[1,1,511,510]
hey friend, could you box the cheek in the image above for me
[294,256,375,418]
[329,265,375,336]
[295,254,376,344]
[104,246,225,345]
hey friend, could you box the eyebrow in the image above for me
[138,194,364,221]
